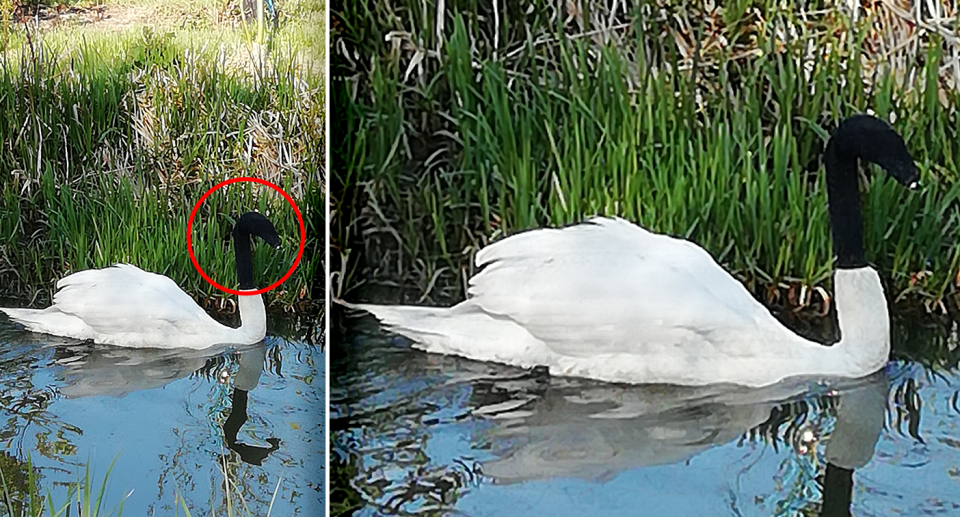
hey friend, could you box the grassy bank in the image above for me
[332,0,960,314]
[0,0,324,312]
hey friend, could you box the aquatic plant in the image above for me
[0,453,285,517]
[332,0,960,316]
[0,456,125,517]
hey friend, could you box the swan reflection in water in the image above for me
[462,364,887,516]
[49,338,281,465]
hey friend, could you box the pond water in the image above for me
[0,312,324,516]
[332,314,960,516]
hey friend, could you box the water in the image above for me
[332,316,960,516]
[0,313,324,516]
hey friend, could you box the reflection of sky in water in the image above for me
[0,318,324,516]
[333,321,960,517]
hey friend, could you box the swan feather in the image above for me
[469,217,805,357]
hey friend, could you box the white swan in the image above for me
[0,212,281,349]
[348,115,920,387]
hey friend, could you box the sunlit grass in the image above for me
[0,457,125,517]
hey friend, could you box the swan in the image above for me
[0,211,281,349]
[347,114,920,387]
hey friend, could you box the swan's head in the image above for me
[830,114,920,189]
[235,212,282,250]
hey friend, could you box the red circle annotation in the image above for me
[186,177,305,296]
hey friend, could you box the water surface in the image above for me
[332,315,960,516]
[0,313,324,516]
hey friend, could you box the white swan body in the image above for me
[351,115,920,387]
[0,212,281,349]
[353,217,890,387]
[1,264,265,349]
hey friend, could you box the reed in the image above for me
[332,0,960,314]
[0,452,285,517]
[0,456,124,517]
[0,10,323,312]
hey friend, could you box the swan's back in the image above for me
[469,218,797,357]
[54,264,209,324]
[357,217,826,386]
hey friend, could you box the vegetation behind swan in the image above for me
[333,1,960,313]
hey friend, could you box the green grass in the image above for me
[0,5,323,312]
[174,457,284,517]
[0,452,287,517]
[0,456,124,517]
[332,0,960,313]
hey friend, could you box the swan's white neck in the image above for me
[235,291,267,344]
[829,267,890,376]
[825,371,887,469]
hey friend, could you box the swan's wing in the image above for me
[469,217,787,357]
[50,264,216,334]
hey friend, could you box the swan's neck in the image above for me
[823,126,892,377]
[832,267,890,376]
[235,291,267,343]
[234,230,255,290]
[824,143,866,269]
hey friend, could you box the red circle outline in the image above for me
[187,177,305,296]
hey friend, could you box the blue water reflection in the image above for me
[333,318,960,516]
[0,315,323,516]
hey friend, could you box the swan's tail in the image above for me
[0,307,90,338]
[0,308,47,329]
[345,302,455,344]
[341,300,549,368]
